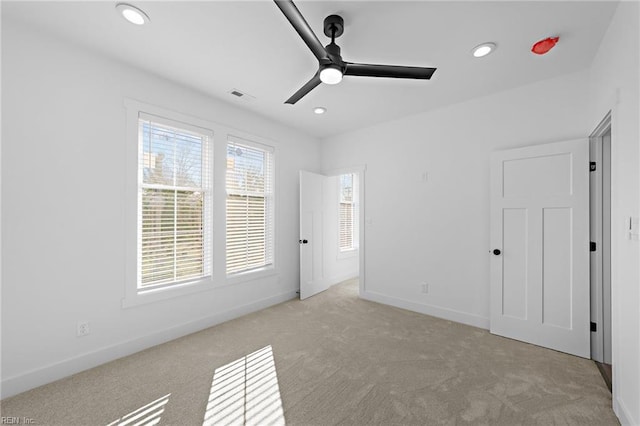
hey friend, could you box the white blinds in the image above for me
[138,114,212,288]
[339,173,355,251]
[226,136,274,274]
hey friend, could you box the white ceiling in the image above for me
[3,1,618,139]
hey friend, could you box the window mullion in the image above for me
[245,186,249,270]
[172,130,178,283]
[142,182,202,192]
[173,189,177,283]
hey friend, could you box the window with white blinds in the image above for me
[226,137,274,275]
[339,173,355,252]
[138,113,212,289]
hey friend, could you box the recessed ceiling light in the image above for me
[313,107,327,115]
[116,3,150,25]
[472,42,496,58]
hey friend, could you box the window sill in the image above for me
[225,266,278,286]
[337,249,358,260]
[122,277,214,309]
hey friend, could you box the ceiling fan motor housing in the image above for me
[324,42,344,68]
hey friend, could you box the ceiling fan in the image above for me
[274,0,437,104]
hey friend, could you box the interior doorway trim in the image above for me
[590,111,611,139]
[589,111,612,365]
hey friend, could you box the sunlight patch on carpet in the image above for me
[203,345,285,426]
[106,393,170,426]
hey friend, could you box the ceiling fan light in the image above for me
[320,66,343,85]
[116,3,150,25]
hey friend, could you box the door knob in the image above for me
[493,249,501,255]
[299,239,308,244]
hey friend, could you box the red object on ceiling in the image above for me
[531,36,559,55]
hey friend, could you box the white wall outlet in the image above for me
[77,320,90,337]
[421,282,429,294]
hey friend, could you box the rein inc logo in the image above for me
[0,418,35,425]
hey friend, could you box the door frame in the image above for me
[589,111,612,364]
[323,165,366,297]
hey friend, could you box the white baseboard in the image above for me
[1,290,297,400]
[328,273,358,287]
[361,290,489,330]
[614,395,637,426]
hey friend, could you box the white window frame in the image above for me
[338,173,356,255]
[225,135,276,277]
[124,100,215,308]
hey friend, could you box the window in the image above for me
[226,137,274,275]
[339,173,355,252]
[137,113,212,290]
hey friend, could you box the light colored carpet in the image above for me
[1,279,618,425]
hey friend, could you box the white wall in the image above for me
[1,21,320,398]
[588,2,640,424]
[322,175,359,286]
[321,70,590,329]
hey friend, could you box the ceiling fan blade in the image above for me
[274,0,329,62]
[285,73,322,104]
[344,62,436,80]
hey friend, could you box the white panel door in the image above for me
[299,171,329,300]
[490,139,590,358]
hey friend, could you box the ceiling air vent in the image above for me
[228,88,256,102]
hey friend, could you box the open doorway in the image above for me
[590,112,612,390]
[298,167,365,299]
[322,171,361,289]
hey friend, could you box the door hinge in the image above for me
[590,241,597,251]
[590,161,597,172]
[591,322,597,332]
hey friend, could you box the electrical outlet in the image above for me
[77,321,90,337]
[421,282,429,294]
